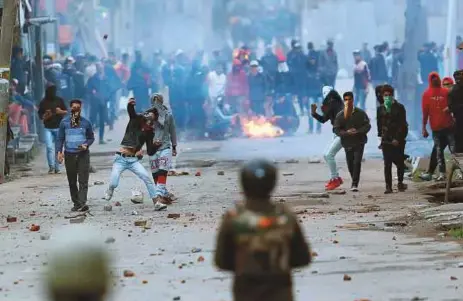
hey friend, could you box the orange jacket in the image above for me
[422,72,453,131]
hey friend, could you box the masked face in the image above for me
[431,76,440,87]
[70,103,82,127]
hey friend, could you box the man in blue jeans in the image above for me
[38,85,67,174]
[104,98,167,211]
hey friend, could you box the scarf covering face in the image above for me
[344,101,353,119]
[153,102,167,126]
[383,96,393,113]
[70,110,81,128]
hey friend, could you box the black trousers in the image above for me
[64,151,90,206]
[432,128,456,173]
[455,115,463,153]
[427,145,438,174]
[90,102,107,142]
[382,143,406,188]
[345,144,365,187]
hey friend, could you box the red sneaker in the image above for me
[325,178,334,187]
[337,177,344,185]
[326,178,341,191]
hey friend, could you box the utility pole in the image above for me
[0,0,19,184]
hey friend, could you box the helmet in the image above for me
[151,93,163,105]
[240,159,277,199]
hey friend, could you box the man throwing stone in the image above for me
[148,94,178,205]
[104,98,167,211]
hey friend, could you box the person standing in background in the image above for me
[38,85,68,174]
[56,99,95,212]
[319,40,338,88]
[352,50,370,111]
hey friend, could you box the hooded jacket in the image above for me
[38,85,67,129]
[422,72,453,131]
[311,87,343,127]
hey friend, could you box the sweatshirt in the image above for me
[422,72,453,131]
[55,116,95,154]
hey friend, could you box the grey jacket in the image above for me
[153,112,177,151]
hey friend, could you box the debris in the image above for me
[343,274,352,281]
[285,159,299,164]
[29,224,40,231]
[333,240,339,244]
[306,193,329,198]
[311,251,318,257]
[94,181,104,185]
[384,221,407,227]
[142,280,148,284]
[328,190,346,195]
[191,247,202,253]
[173,297,181,301]
[450,276,458,280]
[195,171,201,177]
[104,205,112,212]
[283,173,294,176]
[197,256,205,262]
[123,270,135,277]
[69,216,85,224]
[115,201,122,206]
[143,221,152,229]
[105,237,116,244]
[131,210,138,216]
[392,236,397,241]
[134,220,147,227]
[40,234,50,240]
[308,158,321,164]
[6,216,17,223]
[169,171,190,176]
[458,262,463,268]
[167,213,180,219]
[217,171,225,176]
[356,205,380,213]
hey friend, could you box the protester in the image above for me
[449,70,463,153]
[369,45,388,88]
[225,60,249,114]
[287,41,308,114]
[128,51,151,112]
[307,52,322,134]
[86,62,111,144]
[422,72,455,181]
[38,85,67,174]
[333,92,371,192]
[352,50,370,111]
[4,121,14,177]
[214,159,312,301]
[248,60,267,115]
[104,98,167,211]
[311,86,344,190]
[319,40,338,88]
[377,85,408,194]
[56,99,94,212]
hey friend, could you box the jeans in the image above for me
[64,151,90,206]
[382,143,406,188]
[455,114,463,153]
[109,154,157,199]
[44,128,61,170]
[324,135,342,179]
[432,128,456,173]
[150,148,173,197]
[90,102,107,142]
[353,87,367,111]
[345,144,365,187]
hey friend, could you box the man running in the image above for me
[311,86,344,190]
[148,94,178,205]
[104,98,167,211]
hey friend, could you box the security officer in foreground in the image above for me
[214,159,312,301]
[45,225,111,301]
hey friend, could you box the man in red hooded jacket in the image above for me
[422,72,456,181]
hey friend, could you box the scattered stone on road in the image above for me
[105,237,116,244]
[123,270,135,277]
[29,224,40,231]
[104,205,112,212]
[328,190,346,195]
[167,213,180,219]
[6,216,17,223]
[94,181,104,185]
[195,171,201,177]
[307,193,330,198]
[450,276,458,280]
[308,158,321,164]
[217,171,225,175]
[115,201,122,206]
[191,248,202,253]
[283,172,294,176]
[285,159,299,164]
[134,220,147,227]
[39,234,50,240]
[343,274,352,281]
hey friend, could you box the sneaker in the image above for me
[71,204,89,212]
[104,188,114,201]
[326,178,341,191]
[48,168,54,174]
[384,187,393,194]
[325,178,334,188]
[337,177,344,185]
[419,173,432,181]
[398,183,408,192]
[456,170,463,180]
[435,173,446,181]
[350,186,359,192]
[154,201,167,211]
[54,169,61,174]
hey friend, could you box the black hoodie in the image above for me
[311,89,344,126]
[38,85,67,129]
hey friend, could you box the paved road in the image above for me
[2,79,460,301]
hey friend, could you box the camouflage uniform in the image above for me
[215,202,311,301]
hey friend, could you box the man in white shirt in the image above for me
[206,63,227,123]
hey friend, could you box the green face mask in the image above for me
[383,96,393,112]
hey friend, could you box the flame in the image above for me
[241,116,284,138]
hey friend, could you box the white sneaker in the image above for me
[350,186,359,192]
[104,188,114,201]
[154,201,167,211]
[435,173,446,181]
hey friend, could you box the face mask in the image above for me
[383,96,393,112]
